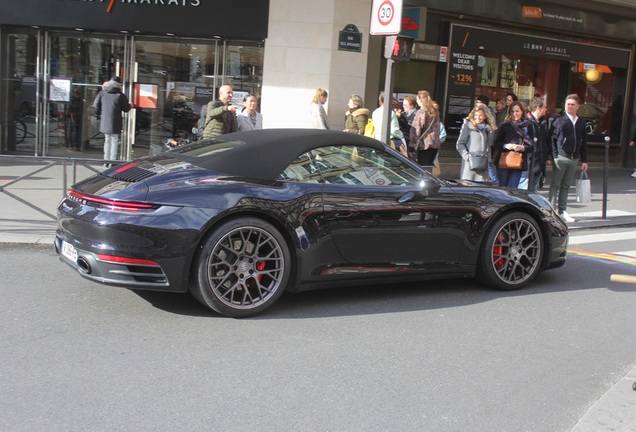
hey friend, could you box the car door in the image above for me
[315,145,467,268]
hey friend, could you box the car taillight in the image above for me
[68,189,156,212]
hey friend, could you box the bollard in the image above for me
[603,136,609,219]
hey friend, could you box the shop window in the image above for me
[475,52,626,143]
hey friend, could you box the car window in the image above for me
[278,145,422,187]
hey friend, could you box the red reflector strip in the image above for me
[68,189,154,210]
[97,254,160,266]
[114,162,140,173]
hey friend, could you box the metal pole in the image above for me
[602,135,609,219]
[381,54,395,146]
[528,137,537,191]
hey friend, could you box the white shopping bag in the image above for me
[576,170,591,203]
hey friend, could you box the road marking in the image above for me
[569,231,636,245]
[571,209,636,218]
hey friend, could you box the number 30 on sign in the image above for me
[370,0,403,35]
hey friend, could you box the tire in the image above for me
[192,217,291,317]
[476,212,543,290]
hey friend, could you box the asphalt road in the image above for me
[1,237,635,432]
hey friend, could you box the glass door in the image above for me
[3,29,264,159]
[45,31,127,158]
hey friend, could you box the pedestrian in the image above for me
[431,100,446,176]
[494,101,533,188]
[342,94,369,135]
[519,97,549,191]
[497,92,518,126]
[410,90,441,167]
[237,94,263,131]
[399,95,417,147]
[456,103,497,182]
[371,91,403,151]
[627,132,636,178]
[202,84,238,138]
[495,98,506,126]
[548,93,589,222]
[309,88,329,129]
[92,76,131,166]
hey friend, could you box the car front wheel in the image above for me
[192,218,291,317]
[477,212,543,290]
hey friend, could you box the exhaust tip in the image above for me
[77,257,92,274]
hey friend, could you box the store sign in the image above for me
[0,0,269,40]
[338,24,362,53]
[444,23,631,135]
[400,7,427,41]
[411,43,447,62]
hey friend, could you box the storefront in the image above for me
[0,0,268,159]
[390,0,636,164]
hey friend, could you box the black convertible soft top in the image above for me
[168,129,387,182]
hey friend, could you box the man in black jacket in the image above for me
[548,94,588,222]
[93,77,131,166]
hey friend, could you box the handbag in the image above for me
[468,151,489,171]
[498,150,523,169]
[364,119,375,138]
[576,170,591,203]
[416,119,435,151]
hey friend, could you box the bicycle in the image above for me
[14,114,35,144]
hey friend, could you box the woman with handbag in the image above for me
[456,103,497,182]
[410,90,441,167]
[494,101,533,188]
[343,94,369,135]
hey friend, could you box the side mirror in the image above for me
[419,176,441,197]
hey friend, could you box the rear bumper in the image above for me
[54,236,188,292]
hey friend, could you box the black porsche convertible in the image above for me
[55,129,568,317]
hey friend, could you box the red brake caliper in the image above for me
[256,260,265,281]
[493,233,505,270]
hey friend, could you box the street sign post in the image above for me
[370,0,406,146]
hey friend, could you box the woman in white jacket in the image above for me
[456,103,497,182]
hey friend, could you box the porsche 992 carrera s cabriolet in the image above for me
[55,129,568,317]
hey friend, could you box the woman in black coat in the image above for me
[493,101,533,188]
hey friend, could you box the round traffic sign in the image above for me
[377,1,394,26]
[370,0,402,35]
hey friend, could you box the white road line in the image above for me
[569,231,636,245]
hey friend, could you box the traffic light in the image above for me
[384,35,414,61]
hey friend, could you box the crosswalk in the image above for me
[569,229,636,258]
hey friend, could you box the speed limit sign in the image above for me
[370,0,403,35]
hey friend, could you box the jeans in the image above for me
[518,171,542,191]
[549,155,578,212]
[488,164,499,185]
[104,133,120,161]
[497,168,522,188]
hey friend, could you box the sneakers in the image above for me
[559,210,575,223]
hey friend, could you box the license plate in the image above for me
[61,241,78,262]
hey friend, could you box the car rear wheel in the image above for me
[477,212,543,290]
[192,218,291,317]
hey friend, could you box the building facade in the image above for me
[1,0,635,165]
